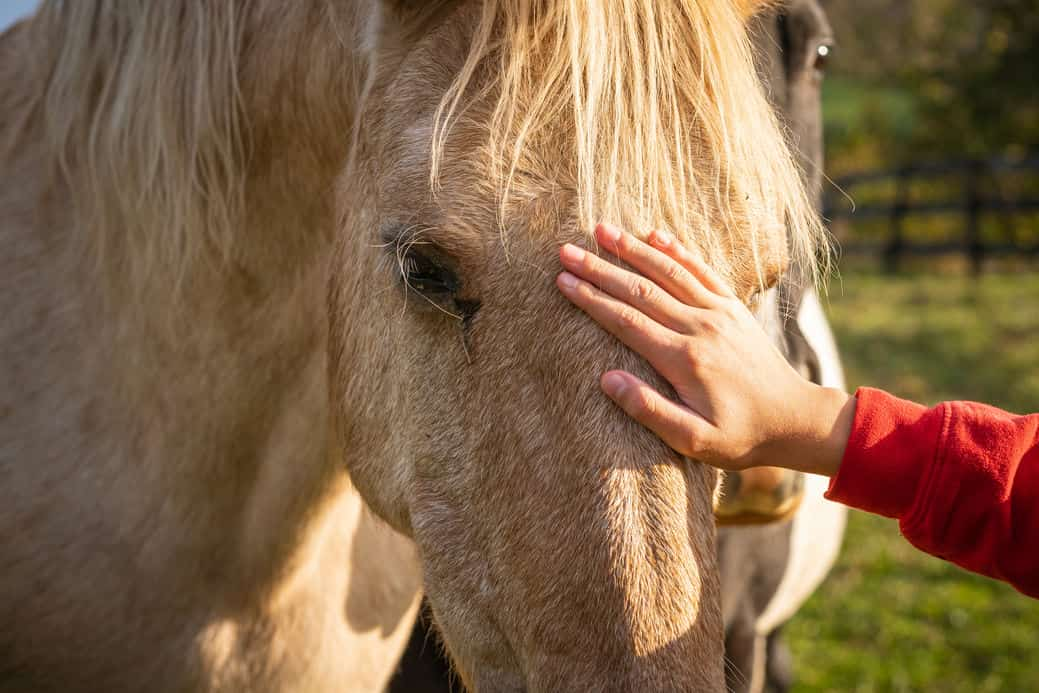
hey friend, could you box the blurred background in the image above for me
[2,1,1035,690]
[0,0,35,29]
[821,0,1039,272]
[789,1,1039,691]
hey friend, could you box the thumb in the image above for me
[600,371,714,460]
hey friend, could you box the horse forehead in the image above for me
[378,121,434,173]
[402,123,433,158]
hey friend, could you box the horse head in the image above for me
[329,1,825,689]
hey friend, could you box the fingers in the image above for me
[588,223,722,309]
[558,243,695,332]
[645,229,736,299]
[598,223,737,301]
[600,371,713,459]
[556,271,681,376]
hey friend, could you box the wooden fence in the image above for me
[823,156,1039,273]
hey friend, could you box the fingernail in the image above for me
[599,223,621,243]
[557,272,579,289]
[651,230,672,247]
[560,244,585,263]
[602,372,627,396]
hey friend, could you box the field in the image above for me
[785,270,1039,692]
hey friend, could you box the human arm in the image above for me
[829,387,1039,598]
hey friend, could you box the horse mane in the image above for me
[432,0,828,285]
[22,1,247,285]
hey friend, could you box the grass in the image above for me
[785,269,1039,692]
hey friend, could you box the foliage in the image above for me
[786,270,1039,691]
[821,0,1039,173]
[906,0,1039,159]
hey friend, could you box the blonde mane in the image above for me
[432,0,828,286]
[20,1,246,287]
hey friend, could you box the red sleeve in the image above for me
[825,387,1039,598]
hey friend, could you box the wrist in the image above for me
[796,385,855,477]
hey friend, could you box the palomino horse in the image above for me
[0,1,827,691]
[388,2,846,691]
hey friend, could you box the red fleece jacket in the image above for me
[825,387,1039,599]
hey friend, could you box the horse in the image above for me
[0,1,827,690]
[387,2,847,691]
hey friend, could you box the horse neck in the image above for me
[3,2,381,594]
[119,5,383,584]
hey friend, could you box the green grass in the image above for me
[822,77,918,146]
[785,270,1039,692]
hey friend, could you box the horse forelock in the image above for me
[430,0,830,292]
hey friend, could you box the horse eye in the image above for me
[400,250,459,296]
[381,226,480,325]
[813,43,833,73]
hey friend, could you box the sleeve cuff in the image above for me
[824,387,948,519]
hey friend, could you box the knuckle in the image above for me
[698,314,720,334]
[686,432,706,458]
[663,262,686,284]
[628,278,655,303]
[677,340,699,367]
[698,357,718,377]
[615,307,643,331]
[692,345,715,370]
[631,389,655,417]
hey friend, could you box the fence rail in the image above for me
[823,156,1039,273]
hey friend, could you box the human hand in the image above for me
[556,223,853,476]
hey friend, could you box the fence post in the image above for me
[965,160,984,276]
[884,167,910,273]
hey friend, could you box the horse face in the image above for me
[328,13,727,693]
[331,190,725,691]
[328,1,819,688]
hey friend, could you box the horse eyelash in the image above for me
[381,224,477,328]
